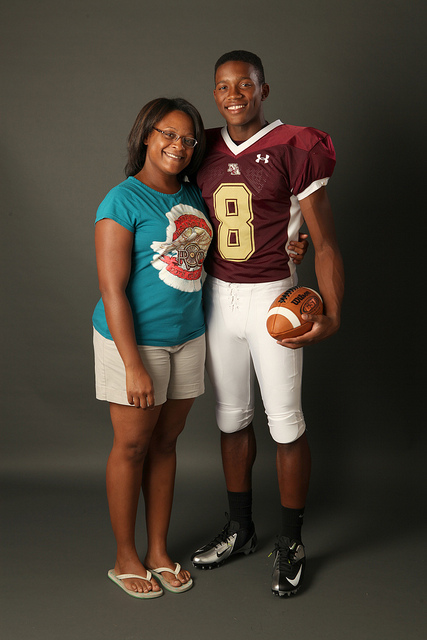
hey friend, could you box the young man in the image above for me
[191,51,344,596]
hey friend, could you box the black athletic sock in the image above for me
[227,490,253,529]
[280,505,305,543]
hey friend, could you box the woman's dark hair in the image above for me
[125,97,206,180]
[214,50,265,85]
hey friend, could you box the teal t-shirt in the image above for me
[92,177,212,346]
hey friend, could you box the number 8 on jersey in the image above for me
[213,183,255,262]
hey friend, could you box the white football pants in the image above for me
[204,275,306,444]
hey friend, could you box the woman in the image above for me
[92,98,212,598]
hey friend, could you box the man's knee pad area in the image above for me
[216,406,254,434]
[268,411,306,444]
[216,406,306,443]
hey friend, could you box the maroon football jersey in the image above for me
[197,120,336,283]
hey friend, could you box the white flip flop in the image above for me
[107,568,163,599]
[149,563,193,593]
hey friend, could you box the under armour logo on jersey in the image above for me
[227,163,241,175]
[255,154,270,164]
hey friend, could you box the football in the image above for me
[266,286,323,340]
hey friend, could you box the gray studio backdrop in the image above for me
[1,0,425,503]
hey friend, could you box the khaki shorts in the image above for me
[93,328,205,406]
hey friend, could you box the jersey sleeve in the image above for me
[94,185,136,232]
[291,131,336,200]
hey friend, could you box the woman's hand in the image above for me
[287,233,309,265]
[126,362,155,409]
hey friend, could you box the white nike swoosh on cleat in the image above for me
[286,565,302,587]
[217,544,232,558]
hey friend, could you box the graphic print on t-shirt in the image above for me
[151,204,212,292]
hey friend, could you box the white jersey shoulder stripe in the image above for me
[297,177,330,201]
[221,120,283,155]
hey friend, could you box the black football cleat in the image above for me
[270,536,306,596]
[191,518,257,569]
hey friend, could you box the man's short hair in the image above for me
[214,50,265,84]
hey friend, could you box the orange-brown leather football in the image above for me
[266,286,323,340]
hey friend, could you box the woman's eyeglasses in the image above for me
[152,127,198,149]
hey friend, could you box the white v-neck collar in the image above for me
[221,119,283,155]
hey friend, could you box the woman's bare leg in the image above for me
[106,402,162,595]
[142,398,195,588]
